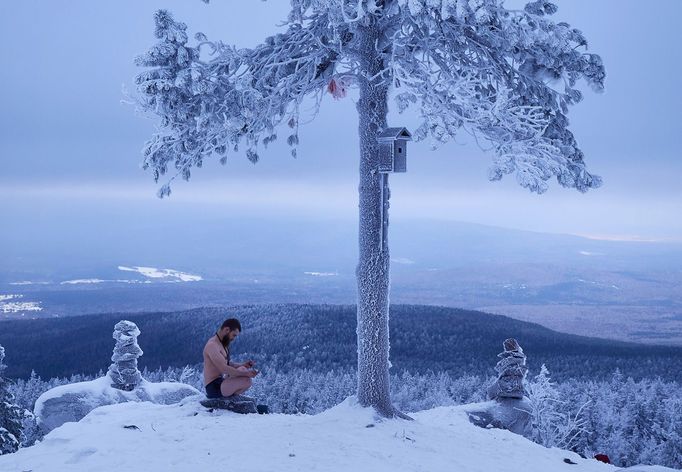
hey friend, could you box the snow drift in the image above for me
[1,397,674,472]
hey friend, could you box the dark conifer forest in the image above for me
[2,304,680,381]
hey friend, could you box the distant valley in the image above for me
[2,220,681,345]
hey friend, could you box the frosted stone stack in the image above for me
[488,338,528,400]
[468,338,532,438]
[108,320,143,391]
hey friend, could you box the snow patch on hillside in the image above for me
[577,278,620,290]
[118,266,203,282]
[61,279,110,285]
[9,281,51,286]
[304,271,339,277]
[502,283,528,290]
[1,397,673,472]
[0,294,42,313]
[392,257,416,265]
[60,279,152,285]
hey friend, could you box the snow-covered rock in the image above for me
[34,374,199,434]
[2,397,675,471]
[467,398,533,437]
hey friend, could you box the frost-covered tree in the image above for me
[179,365,197,386]
[526,364,586,450]
[0,345,31,455]
[108,321,143,391]
[132,0,604,417]
[12,370,43,412]
[660,397,682,469]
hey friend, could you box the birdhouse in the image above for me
[377,127,411,173]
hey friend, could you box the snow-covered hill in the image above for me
[0,397,674,472]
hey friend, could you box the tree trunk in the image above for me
[355,23,404,418]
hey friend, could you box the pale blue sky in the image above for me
[1,0,681,244]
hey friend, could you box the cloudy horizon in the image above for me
[2,0,681,263]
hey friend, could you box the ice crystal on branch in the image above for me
[134,1,603,196]
[527,364,588,450]
[132,0,605,416]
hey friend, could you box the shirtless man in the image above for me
[203,318,258,399]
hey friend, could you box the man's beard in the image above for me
[220,334,231,348]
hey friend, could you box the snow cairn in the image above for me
[487,338,528,400]
[468,338,532,437]
[108,320,143,391]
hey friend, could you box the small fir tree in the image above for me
[0,345,30,455]
[660,398,682,468]
[14,370,43,411]
[108,320,143,391]
[178,365,199,386]
[526,364,587,449]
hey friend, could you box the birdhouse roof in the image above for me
[377,127,412,141]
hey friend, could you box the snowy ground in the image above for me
[0,397,673,472]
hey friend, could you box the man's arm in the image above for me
[224,364,254,378]
[229,360,255,369]
[206,344,252,378]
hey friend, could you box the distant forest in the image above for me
[1,304,681,381]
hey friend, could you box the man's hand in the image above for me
[243,359,255,369]
[245,369,259,378]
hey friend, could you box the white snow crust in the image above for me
[2,397,673,472]
[304,271,339,277]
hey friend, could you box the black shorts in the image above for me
[205,377,223,398]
